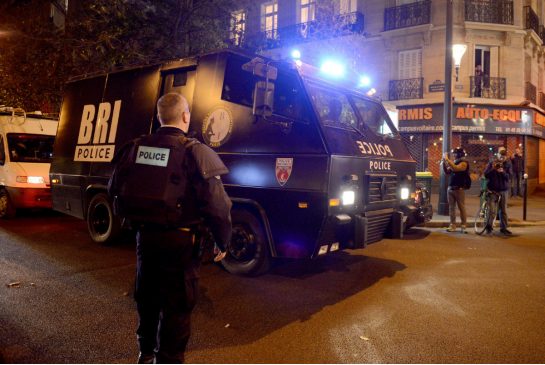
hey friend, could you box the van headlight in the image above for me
[342,190,355,205]
[400,187,410,200]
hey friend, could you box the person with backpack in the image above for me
[484,146,513,235]
[442,147,471,233]
[108,93,232,363]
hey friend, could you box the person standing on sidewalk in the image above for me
[442,147,470,233]
[484,146,512,235]
[511,147,523,197]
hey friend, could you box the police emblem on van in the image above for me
[135,146,170,167]
[275,158,293,186]
[74,100,122,162]
[202,107,233,148]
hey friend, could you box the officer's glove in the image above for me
[213,244,227,262]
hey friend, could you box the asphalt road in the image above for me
[1,211,545,363]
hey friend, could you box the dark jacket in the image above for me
[484,158,512,192]
[443,157,469,189]
[511,154,523,175]
[109,126,232,251]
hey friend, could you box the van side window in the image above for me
[273,71,310,123]
[0,135,5,165]
[222,56,256,107]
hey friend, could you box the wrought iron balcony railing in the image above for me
[384,0,431,31]
[388,78,423,100]
[469,76,506,99]
[538,92,545,110]
[240,11,364,50]
[524,6,540,38]
[525,81,537,104]
[464,0,513,25]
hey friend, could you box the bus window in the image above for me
[351,96,398,138]
[222,56,256,107]
[306,84,358,130]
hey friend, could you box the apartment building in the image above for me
[229,0,545,192]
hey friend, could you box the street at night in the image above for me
[1,212,545,363]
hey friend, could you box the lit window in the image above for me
[339,0,357,14]
[299,0,316,23]
[261,0,278,39]
[230,10,246,46]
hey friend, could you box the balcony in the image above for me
[524,6,540,38]
[388,78,423,101]
[384,0,431,31]
[464,0,513,25]
[240,11,364,50]
[525,81,537,105]
[469,76,506,99]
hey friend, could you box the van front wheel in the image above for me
[87,193,120,245]
[0,189,16,219]
[222,210,271,276]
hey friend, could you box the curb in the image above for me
[424,220,545,228]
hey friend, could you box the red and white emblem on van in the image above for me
[275,158,293,186]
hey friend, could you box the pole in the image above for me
[438,0,453,216]
[523,135,528,221]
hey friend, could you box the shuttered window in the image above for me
[398,49,422,79]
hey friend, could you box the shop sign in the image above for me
[428,80,445,92]
[397,104,536,136]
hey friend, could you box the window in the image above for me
[339,0,357,14]
[261,1,278,39]
[231,10,246,45]
[0,135,5,165]
[352,97,397,137]
[7,133,54,163]
[398,49,422,79]
[306,84,359,131]
[299,0,316,23]
[222,56,310,122]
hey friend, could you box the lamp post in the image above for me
[438,1,468,216]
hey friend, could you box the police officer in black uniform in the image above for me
[108,93,232,363]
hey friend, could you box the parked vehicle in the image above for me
[50,49,431,275]
[0,107,58,218]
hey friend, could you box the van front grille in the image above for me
[367,175,398,203]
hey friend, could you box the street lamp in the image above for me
[452,44,467,82]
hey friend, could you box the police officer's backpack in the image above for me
[109,134,199,227]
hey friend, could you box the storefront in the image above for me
[398,103,545,194]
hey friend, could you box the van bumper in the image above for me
[6,187,52,209]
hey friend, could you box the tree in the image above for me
[0,0,239,112]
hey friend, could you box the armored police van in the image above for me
[0,107,58,218]
[50,49,431,275]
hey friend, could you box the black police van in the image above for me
[50,49,432,275]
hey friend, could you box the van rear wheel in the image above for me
[87,193,120,245]
[0,189,16,219]
[222,210,271,276]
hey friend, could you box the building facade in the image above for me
[230,0,545,193]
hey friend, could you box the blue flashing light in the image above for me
[359,75,371,87]
[320,60,346,78]
[291,49,301,59]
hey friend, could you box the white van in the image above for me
[0,107,58,218]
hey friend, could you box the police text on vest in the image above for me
[135,146,170,167]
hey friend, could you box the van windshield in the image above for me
[306,82,398,138]
[7,133,54,163]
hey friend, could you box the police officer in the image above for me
[442,147,470,233]
[109,93,232,363]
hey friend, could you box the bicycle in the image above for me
[474,188,501,235]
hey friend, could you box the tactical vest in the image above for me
[113,133,198,226]
[449,160,470,189]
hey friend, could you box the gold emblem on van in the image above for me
[202,107,233,148]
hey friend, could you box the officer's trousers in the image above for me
[135,227,199,364]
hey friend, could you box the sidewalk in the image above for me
[425,190,545,228]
